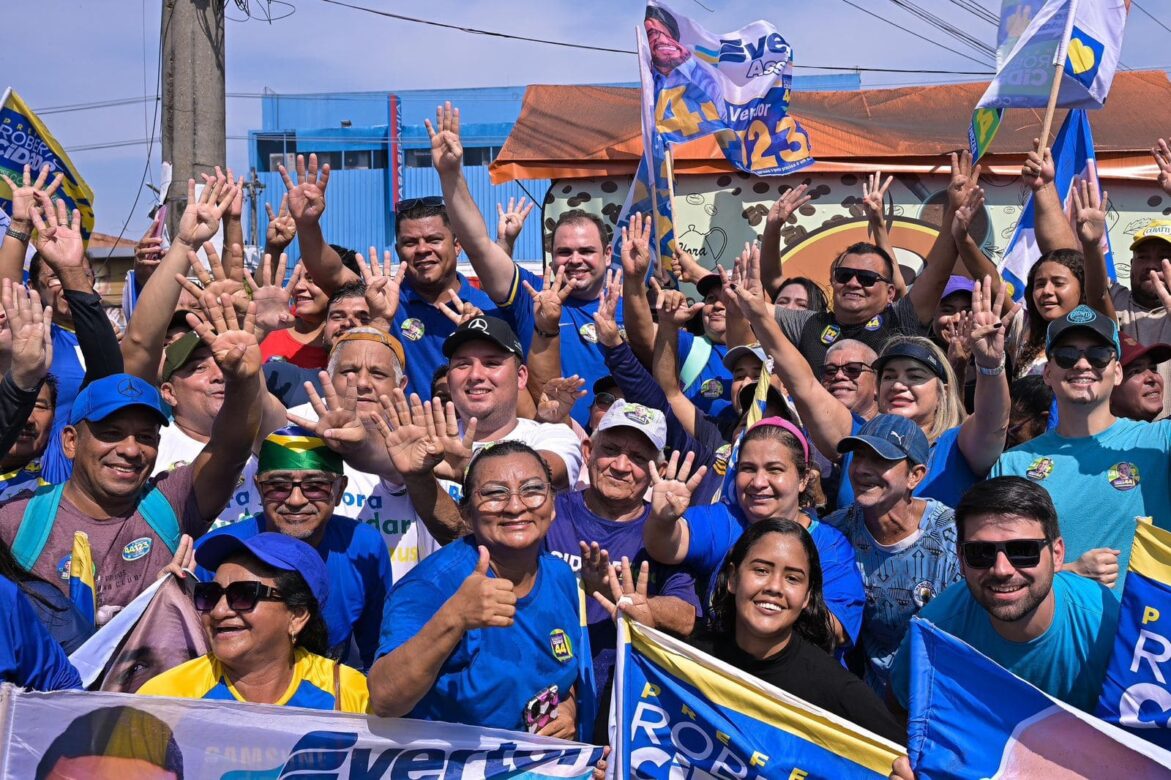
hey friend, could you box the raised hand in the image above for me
[179,242,248,315]
[967,275,1018,370]
[156,534,195,581]
[425,102,463,177]
[766,183,811,227]
[951,184,986,244]
[187,293,261,382]
[357,247,406,322]
[1021,138,1054,192]
[434,399,478,479]
[593,268,624,347]
[436,290,484,327]
[0,163,64,228]
[1151,259,1171,311]
[29,193,86,272]
[862,172,893,221]
[278,153,330,226]
[287,371,368,455]
[0,280,52,391]
[578,541,613,599]
[450,546,517,630]
[621,213,654,279]
[176,175,238,247]
[496,197,534,245]
[648,450,707,523]
[265,194,297,251]
[947,149,982,210]
[1070,160,1109,246]
[134,215,165,282]
[242,252,295,334]
[725,242,769,320]
[652,281,702,328]
[537,376,587,424]
[941,309,973,365]
[673,248,708,285]
[1072,547,1121,588]
[592,557,656,628]
[523,264,572,336]
[370,389,444,477]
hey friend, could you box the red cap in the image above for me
[1119,333,1171,369]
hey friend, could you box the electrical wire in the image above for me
[945,0,998,26]
[835,0,995,67]
[885,0,996,60]
[1133,0,1171,37]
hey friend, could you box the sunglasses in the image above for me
[257,477,339,502]
[961,539,1051,569]
[1050,345,1116,370]
[396,195,444,213]
[593,392,618,408]
[192,581,285,613]
[819,361,875,381]
[833,267,890,288]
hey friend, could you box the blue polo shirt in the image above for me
[41,323,86,483]
[501,266,624,428]
[678,330,732,419]
[394,274,504,396]
[195,513,391,671]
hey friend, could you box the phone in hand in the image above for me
[523,685,560,733]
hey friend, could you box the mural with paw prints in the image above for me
[540,170,1166,292]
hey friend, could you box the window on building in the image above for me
[404,149,431,168]
[256,135,296,172]
[403,146,499,168]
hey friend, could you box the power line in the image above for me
[886,0,996,60]
[836,0,995,68]
[1133,0,1171,37]
[945,0,998,26]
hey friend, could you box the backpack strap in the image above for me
[138,486,181,555]
[12,483,67,570]
[679,336,714,393]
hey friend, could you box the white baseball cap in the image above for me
[594,401,667,452]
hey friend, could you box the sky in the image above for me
[3,0,1168,239]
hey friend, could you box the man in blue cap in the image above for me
[993,304,1171,594]
[0,299,263,616]
[826,414,961,699]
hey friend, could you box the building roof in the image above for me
[490,70,1171,184]
[86,232,137,258]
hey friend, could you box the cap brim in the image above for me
[696,274,722,298]
[836,434,906,460]
[194,534,253,573]
[442,329,519,359]
[723,346,764,370]
[1130,234,1171,251]
[77,400,170,428]
[1126,343,1171,367]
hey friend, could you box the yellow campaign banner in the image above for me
[0,88,95,241]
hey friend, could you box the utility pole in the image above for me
[243,167,264,249]
[160,0,226,239]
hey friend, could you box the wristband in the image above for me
[534,325,559,339]
[5,226,30,243]
[976,359,1005,376]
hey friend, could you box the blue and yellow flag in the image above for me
[1096,521,1171,746]
[613,617,903,778]
[908,618,1171,778]
[69,530,96,629]
[0,88,95,241]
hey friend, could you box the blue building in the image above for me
[246,75,860,266]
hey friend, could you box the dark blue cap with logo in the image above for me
[69,373,170,427]
[195,531,330,608]
[837,413,930,466]
[1045,304,1121,356]
[872,341,949,383]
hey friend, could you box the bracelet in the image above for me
[534,325,559,339]
[5,226,30,243]
[976,360,1005,376]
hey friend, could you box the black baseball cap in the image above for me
[873,341,949,383]
[442,316,525,359]
[1045,304,1121,355]
[696,273,723,298]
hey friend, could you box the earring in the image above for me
[290,631,298,646]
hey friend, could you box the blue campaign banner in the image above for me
[1096,522,1171,746]
[908,618,1171,779]
[614,618,902,779]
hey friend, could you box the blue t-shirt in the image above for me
[41,324,86,483]
[543,490,700,690]
[0,575,82,691]
[824,499,962,698]
[503,266,624,428]
[196,514,391,671]
[837,417,979,509]
[377,536,593,736]
[890,572,1119,712]
[991,418,1171,594]
[677,331,732,419]
[394,274,503,396]
[681,503,865,651]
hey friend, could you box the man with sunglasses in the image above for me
[193,426,392,671]
[819,339,878,421]
[588,377,622,432]
[993,305,1171,593]
[890,477,1119,714]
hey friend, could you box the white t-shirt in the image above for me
[153,424,261,528]
[287,403,437,580]
[442,417,584,501]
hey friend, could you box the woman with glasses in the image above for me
[369,441,595,739]
[138,532,371,712]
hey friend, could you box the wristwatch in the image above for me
[976,359,1005,376]
[5,226,30,243]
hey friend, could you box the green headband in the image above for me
[258,429,344,474]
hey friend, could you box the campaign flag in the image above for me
[0,88,95,241]
[644,0,813,177]
[1096,521,1171,746]
[612,617,904,778]
[68,531,96,629]
[713,352,772,505]
[1000,109,1114,298]
[0,684,605,778]
[907,618,1171,778]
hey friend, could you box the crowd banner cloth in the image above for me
[611,616,904,779]
[907,617,1171,778]
[68,531,96,630]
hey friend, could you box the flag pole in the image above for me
[1039,0,1080,144]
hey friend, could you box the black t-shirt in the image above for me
[690,630,905,745]
[776,295,927,370]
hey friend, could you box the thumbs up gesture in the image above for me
[452,546,517,630]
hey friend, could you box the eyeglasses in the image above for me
[473,482,552,512]
[192,581,285,613]
[256,477,339,502]
[819,361,875,381]
[593,392,618,409]
[396,195,444,213]
[961,539,1051,569]
[833,267,890,288]
[1050,345,1117,370]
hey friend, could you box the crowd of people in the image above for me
[2,95,1171,777]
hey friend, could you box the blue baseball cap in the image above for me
[69,373,170,427]
[836,413,930,466]
[195,532,329,608]
[1045,304,1122,356]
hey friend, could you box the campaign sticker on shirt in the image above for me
[1108,462,1140,491]
[1025,457,1053,481]
[549,628,574,663]
[579,323,598,344]
[400,318,425,342]
[56,554,72,581]
[122,537,154,561]
[912,580,938,608]
[819,324,841,345]
[700,379,724,399]
[864,315,883,331]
